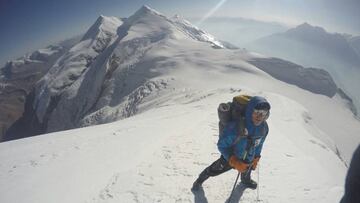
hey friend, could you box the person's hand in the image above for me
[229,155,249,172]
[252,156,261,170]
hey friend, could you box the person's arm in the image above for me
[228,135,250,172]
[254,136,266,157]
[217,123,236,161]
[252,123,269,170]
[255,122,269,157]
[233,138,249,162]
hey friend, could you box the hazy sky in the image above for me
[1,0,359,66]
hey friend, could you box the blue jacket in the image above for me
[217,96,269,163]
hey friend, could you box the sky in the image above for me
[0,0,359,66]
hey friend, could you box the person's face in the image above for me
[251,109,268,126]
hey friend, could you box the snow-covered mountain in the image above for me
[1,6,360,203]
[0,38,80,141]
[247,23,360,115]
[249,23,360,67]
[284,23,360,66]
[4,6,231,140]
[196,17,289,47]
[247,57,357,114]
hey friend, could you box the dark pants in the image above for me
[196,156,252,184]
[341,145,360,203]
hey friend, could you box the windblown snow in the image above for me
[0,5,359,203]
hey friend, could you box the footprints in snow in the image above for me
[160,145,193,177]
[285,153,294,158]
[88,173,122,202]
[98,174,119,201]
[6,152,60,173]
[90,121,219,202]
[308,139,329,151]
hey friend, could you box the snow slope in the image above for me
[1,5,359,203]
[0,89,350,203]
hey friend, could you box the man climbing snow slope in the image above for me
[192,95,271,191]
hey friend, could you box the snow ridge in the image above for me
[33,16,123,124]
[248,22,360,116]
[248,57,338,97]
[82,15,123,42]
[170,15,225,48]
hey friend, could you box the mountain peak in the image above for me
[127,5,165,22]
[172,14,184,20]
[139,5,159,14]
[298,22,311,28]
[81,15,122,41]
[99,15,106,20]
[291,22,327,34]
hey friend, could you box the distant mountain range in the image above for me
[249,23,360,67]
[195,16,289,47]
[247,22,360,114]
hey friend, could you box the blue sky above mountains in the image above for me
[1,0,359,65]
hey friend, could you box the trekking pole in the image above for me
[227,172,240,203]
[227,163,253,203]
[256,163,260,202]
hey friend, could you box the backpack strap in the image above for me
[232,119,268,161]
[230,116,253,161]
[232,116,247,146]
[262,121,268,137]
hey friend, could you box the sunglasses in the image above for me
[253,109,269,117]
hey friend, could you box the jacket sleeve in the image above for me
[217,123,236,161]
[254,136,266,157]
[233,137,249,162]
[254,123,269,157]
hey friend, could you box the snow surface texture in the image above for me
[1,5,360,203]
[0,89,351,203]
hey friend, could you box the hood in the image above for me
[245,96,270,132]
